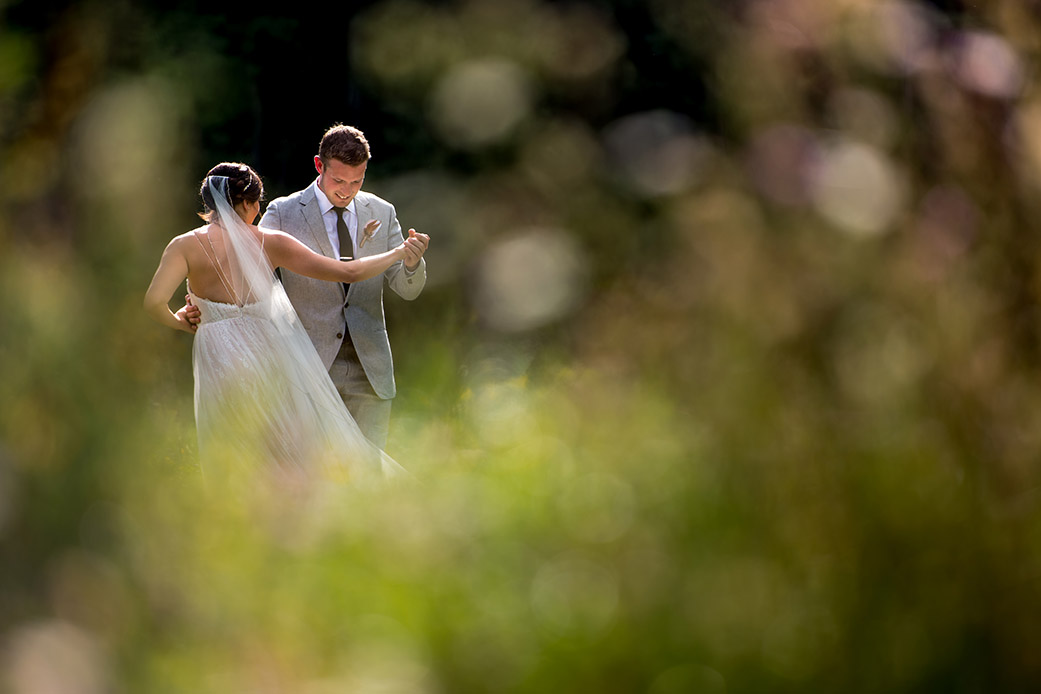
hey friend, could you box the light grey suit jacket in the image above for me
[259,185,426,400]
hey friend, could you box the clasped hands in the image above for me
[401,227,429,271]
[358,220,427,271]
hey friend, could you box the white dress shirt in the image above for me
[312,179,357,258]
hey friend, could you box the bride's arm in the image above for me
[263,227,410,284]
[144,238,196,334]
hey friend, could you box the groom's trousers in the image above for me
[329,334,392,451]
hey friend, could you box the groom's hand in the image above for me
[403,229,429,271]
[177,295,201,332]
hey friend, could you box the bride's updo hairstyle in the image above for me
[199,162,264,222]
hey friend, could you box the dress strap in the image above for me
[193,227,241,305]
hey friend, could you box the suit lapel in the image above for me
[354,195,378,258]
[299,187,335,258]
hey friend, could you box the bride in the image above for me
[144,163,424,488]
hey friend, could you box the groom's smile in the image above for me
[315,157,367,207]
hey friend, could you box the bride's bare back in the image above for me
[184,223,265,305]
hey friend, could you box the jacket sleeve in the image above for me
[382,202,426,300]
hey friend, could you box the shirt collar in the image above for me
[312,179,356,216]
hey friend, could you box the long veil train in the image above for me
[191,176,405,487]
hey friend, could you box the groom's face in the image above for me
[316,156,367,207]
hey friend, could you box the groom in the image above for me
[184,124,429,449]
[265,124,428,449]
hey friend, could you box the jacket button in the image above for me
[336,333,343,339]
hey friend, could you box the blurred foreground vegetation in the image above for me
[4,0,1041,691]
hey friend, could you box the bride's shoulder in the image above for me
[176,225,206,240]
[166,225,207,249]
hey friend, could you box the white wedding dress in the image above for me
[189,177,404,487]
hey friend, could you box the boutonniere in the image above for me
[359,219,381,248]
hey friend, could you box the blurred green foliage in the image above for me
[4,0,1041,691]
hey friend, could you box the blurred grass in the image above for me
[5,0,1041,692]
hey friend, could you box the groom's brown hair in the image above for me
[318,124,370,167]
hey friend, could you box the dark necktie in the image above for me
[333,206,354,296]
[333,206,354,260]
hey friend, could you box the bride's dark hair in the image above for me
[199,162,264,221]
